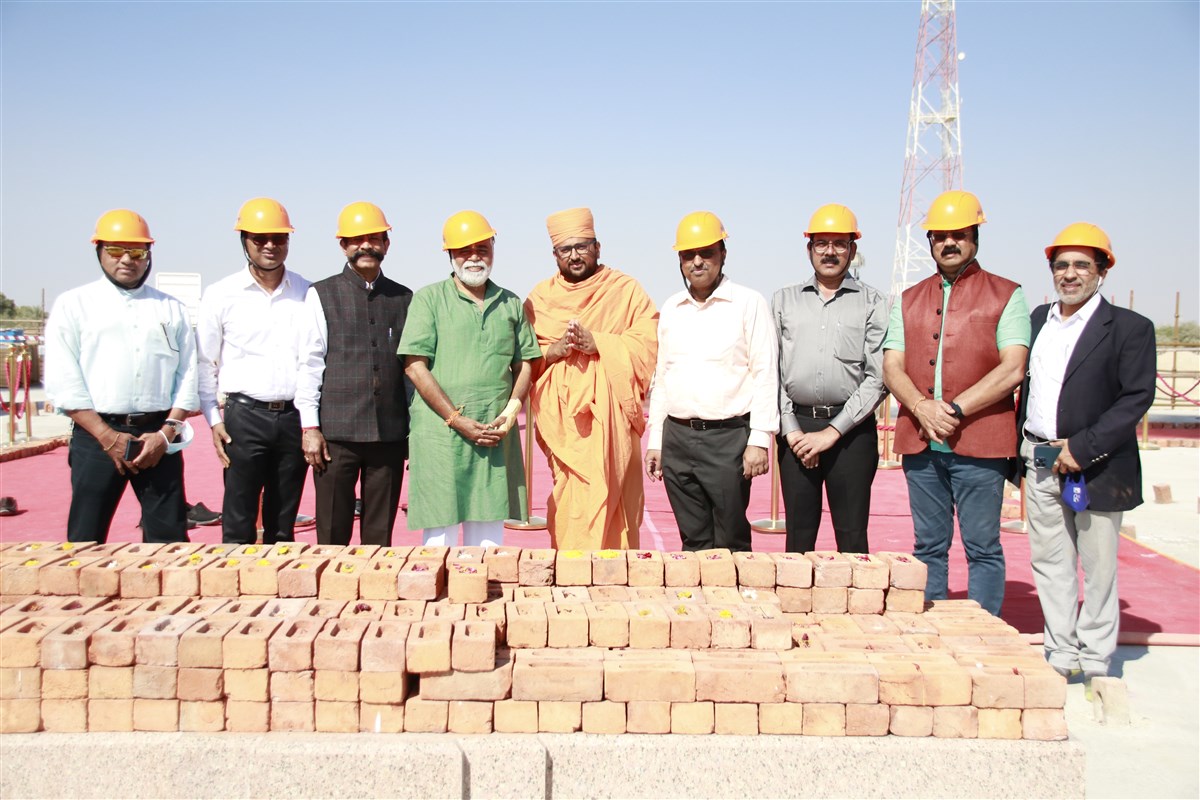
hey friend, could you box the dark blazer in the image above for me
[1016,297,1156,512]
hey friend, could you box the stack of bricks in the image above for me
[0,541,1067,739]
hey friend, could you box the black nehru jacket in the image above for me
[312,265,412,442]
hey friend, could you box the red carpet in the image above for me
[2,416,1196,638]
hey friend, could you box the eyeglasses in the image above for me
[928,230,971,243]
[102,246,150,260]
[554,240,596,258]
[1050,260,1097,274]
[245,233,290,247]
[811,240,852,254]
[679,248,718,261]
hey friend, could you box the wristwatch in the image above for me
[949,402,965,420]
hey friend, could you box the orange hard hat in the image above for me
[921,190,986,231]
[336,202,392,239]
[673,211,728,251]
[234,197,295,234]
[442,210,497,251]
[91,209,154,244]
[1045,222,1116,268]
[804,204,862,239]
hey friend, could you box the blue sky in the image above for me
[2,1,1197,325]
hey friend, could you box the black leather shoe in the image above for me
[186,502,222,526]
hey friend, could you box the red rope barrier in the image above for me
[1156,372,1200,406]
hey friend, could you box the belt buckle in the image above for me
[266,400,286,412]
[690,419,707,431]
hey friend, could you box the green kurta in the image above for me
[397,277,542,529]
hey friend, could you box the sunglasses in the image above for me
[102,246,150,260]
[245,233,290,246]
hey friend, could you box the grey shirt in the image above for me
[772,274,888,436]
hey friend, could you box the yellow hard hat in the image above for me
[673,211,728,251]
[921,190,987,231]
[91,209,154,243]
[336,202,392,239]
[1045,222,1116,268]
[804,204,862,239]
[234,197,295,234]
[442,210,496,251]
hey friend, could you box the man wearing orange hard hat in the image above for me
[295,202,413,546]
[1016,223,1154,687]
[883,190,1030,616]
[397,211,542,547]
[197,198,312,545]
[645,211,778,552]
[45,210,198,543]
[525,207,659,551]
[773,204,888,555]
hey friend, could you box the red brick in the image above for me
[1021,708,1068,741]
[513,648,604,702]
[466,601,507,640]
[178,617,239,669]
[40,698,87,732]
[211,598,269,619]
[874,662,925,706]
[604,650,695,702]
[1,555,64,596]
[226,668,270,702]
[889,705,933,736]
[40,616,107,670]
[582,700,626,733]
[555,550,592,586]
[133,698,178,731]
[319,559,362,601]
[135,615,202,667]
[132,665,177,699]
[591,550,627,585]
[277,559,329,597]
[663,552,701,587]
[448,700,493,733]
[670,701,714,734]
[37,556,104,596]
[694,651,785,703]
[160,554,218,596]
[933,705,978,738]
[626,700,671,733]
[811,586,848,614]
[314,670,359,702]
[87,698,132,731]
[359,671,407,705]
[404,696,449,732]
[547,603,590,648]
[518,586,556,603]
[706,605,751,649]
[313,618,370,672]
[0,667,40,699]
[886,588,927,613]
[175,597,233,617]
[802,702,845,735]
[271,670,315,703]
[807,552,852,587]
[177,667,224,701]
[759,701,804,734]
[397,560,445,601]
[770,553,813,588]
[783,656,878,704]
[701,586,744,605]
[506,602,548,648]
[586,602,629,648]
[444,562,486,604]
[847,588,885,615]
[179,700,225,731]
[493,699,538,732]
[923,666,974,706]
[420,648,513,702]
[197,558,242,597]
[360,620,411,672]
[748,605,793,651]
[41,669,87,699]
[1021,667,1068,709]
[977,708,1022,739]
[484,547,520,583]
[1,618,54,667]
[223,619,282,670]
[88,665,133,699]
[360,702,404,733]
[668,603,710,649]
[714,702,758,735]
[271,700,315,732]
[265,618,322,672]
[300,598,347,619]
[538,700,582,732]
[777,587,814,614]
[406,621,452,674]
[238,557,290,596]
[422,601,465,622]
[138,597,192,616]
[626,550,663,587]
[847,553,890,589]
[359,559,401,601]
[878,552,928,591]
[118,559,167,598]
[733,552,775,588]
[625,602,670,649]
[970,666,1024,708]
[517,549,555,586]
[225,700,270,732]
[452,620,497,672]
[846,703,890,736]
[383,599,428,624]
[697,549,736,586]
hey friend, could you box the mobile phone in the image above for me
[123,438,145,461]
[1033,444,1061,469]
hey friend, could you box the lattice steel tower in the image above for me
[890,0,964,301]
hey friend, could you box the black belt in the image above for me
[98,411,169,427]
[227,392,296,413]
[668,414,750,431]
[794,404,845,420]
[1023,429,1051,444]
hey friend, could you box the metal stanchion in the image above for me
[505,397,548,531]
[750,438,786,534]
[878,399,902,469]
[1138,412,1159,451]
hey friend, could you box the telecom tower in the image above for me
[890,0,964,301]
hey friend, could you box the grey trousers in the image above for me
[1021,438,1122,674]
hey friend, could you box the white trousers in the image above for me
[1021,439,1122,674]
[422,520,505,549]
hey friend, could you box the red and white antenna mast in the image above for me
[890,0,964,301]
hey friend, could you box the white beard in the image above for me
[455,258,491,288]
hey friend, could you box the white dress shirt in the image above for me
[647,276,779,450]
[1025,292,1103,440]
[45,278,199,414]
[196,266,311,427]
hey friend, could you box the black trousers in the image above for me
[777,415,878,554]
[662,420,752,552]
[67,422,187,544]
[313,439,406,547]
[220,401,307,545]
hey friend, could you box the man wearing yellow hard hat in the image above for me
[45,210,198,543]
[197,198,312,545]
[525,208,659,551]
[295,202,413,546]
[773,204,887,555]
[645,212,778,552]
[1016,223,1154,687]
[882,190,1030,616]
[397,211,542,547]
